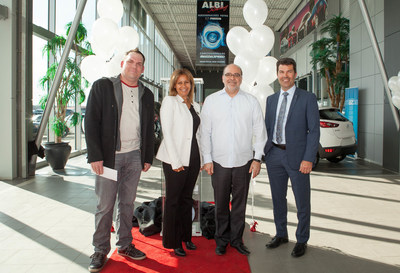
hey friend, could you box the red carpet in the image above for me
[102,227,251,273]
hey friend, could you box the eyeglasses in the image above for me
[224,73,242,78]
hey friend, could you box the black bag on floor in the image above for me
[133,197,162,236]
[200,202,216,239]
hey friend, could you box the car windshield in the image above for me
[319,109,348,121]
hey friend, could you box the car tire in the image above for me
[327,155,346,163]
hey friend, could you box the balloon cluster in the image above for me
[226,0,277,113]
[388,72,400,109]
[81,0,140,83]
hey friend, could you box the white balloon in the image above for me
[251,84,274,115]
[226,26,250,56]
[90,18,119,60]
[392,95,400,109]
[255,56,278,85]
[240,80,253,93]
[234,53,259,84]
[81,55,107,82]
[243,0,268,29]
[115,26,140,55]
[249,25,275,58]
[105,53,124,77]
[97,0,124,23]
[388,76,400,93]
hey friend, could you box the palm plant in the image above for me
[39,22,92,143]
[310,14,349,111]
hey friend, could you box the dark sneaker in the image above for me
[88,252,106,272]
[118,244,146,260]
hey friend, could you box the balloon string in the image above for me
[250,173,257,232]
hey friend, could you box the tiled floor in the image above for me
[0,155,399,272]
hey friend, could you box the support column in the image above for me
[0,0,17,180]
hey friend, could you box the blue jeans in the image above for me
[92,150,142,254]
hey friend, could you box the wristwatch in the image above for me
[253,159,261,163]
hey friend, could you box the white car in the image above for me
[316,107,357,165]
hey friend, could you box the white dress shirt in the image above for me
[272,85,296,145]
[200,89,267,168]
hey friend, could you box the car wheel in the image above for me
[327,155,346,163]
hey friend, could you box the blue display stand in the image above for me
[344,87,359,140]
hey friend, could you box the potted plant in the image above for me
[39,22,92,170]
[310,14,349,112]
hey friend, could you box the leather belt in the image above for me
[272,142,286,150]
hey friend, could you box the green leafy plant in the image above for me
[39,22,92,143]
[310,14,349,111]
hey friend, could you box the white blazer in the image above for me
[156,95,202,169]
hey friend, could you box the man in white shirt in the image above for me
[200,64,267,256]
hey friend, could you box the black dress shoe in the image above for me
[174,247,186,257]
[291,243,307,257]
[215,246,226,255]
[266,236,289,249]
[232,244,251,255]
[185,241,197,250]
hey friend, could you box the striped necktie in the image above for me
[276,92,289,144]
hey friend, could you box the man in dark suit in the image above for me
[264,57,320,257]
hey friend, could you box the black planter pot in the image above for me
[43,142,71,170]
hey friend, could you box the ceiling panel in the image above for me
[141,0,295,72]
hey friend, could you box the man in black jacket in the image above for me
[85,48,154,272]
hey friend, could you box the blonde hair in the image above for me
[169,68,195,103]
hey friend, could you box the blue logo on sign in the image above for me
[200,22,225,50]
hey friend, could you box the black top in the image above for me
[85,77,155,168]
[189,105,200,161]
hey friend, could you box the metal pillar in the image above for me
[357,0,400,130]
[28,0,88,175]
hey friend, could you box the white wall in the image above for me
[349,0,384,164]
[0,0,17,180]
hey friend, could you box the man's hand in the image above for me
[173,166,185,172]
[91,161,104,175]
[203,162,214,175]
[299,160,313,174]
[142,163,151,172]
[249,161,261,178]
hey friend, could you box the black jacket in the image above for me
[85,75,154,169]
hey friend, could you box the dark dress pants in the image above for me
[211,160,252,247]
[162,154,200,249]
[265,146,311,243]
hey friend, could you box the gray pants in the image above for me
[93,150,142,255]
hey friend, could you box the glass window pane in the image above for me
[33,0,48,29]
[32,35,49,147]
[82,0,96,39]
[56,1,76,36]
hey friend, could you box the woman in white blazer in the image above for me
[156,68,202,257]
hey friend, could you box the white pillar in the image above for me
[0,0,17,179]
